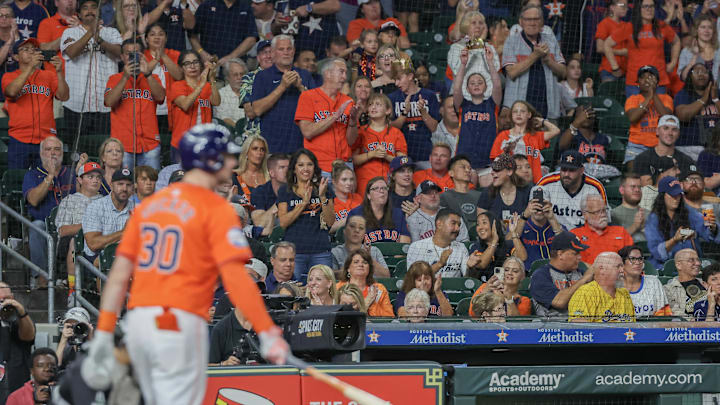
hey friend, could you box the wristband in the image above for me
[97,310,118,333]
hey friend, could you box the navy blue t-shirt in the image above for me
[287,0,338,59]
[347,205,409,243]
[277,184,334,254]
[250,64,316,154]
[673,89,719,147]
[12,2,48,39]
[251,181,278,211]
[388,87,440,162]
[192,0,257,58]
[571,131,611,164]
[22,166,75,220]
[456,97,496,168]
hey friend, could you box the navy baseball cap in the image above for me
[415,180,442,196]
[551,231,589,252]
[111,168,133,183]
[658,176,683,196]
[559,150,584,170]
[390,155,415,173]
[257,40,271,53]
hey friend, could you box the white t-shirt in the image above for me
[406,238,468,278]
[628,275,669,317]
[61,25,122,113]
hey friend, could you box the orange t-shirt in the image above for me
[468,283,532,317]
[595,17,629,74]
[352,124,407,193]
[334,193,363,222]
[346,17,408,43]
[168,80,213,148]
[610,22,677,86]
[295,88,354,173]
[117,182,274,332]
[571,224,634,265]
[624,93,674,147]
[2,69,58,144]
[412,169,455,191]
[37,13,73,72]
[490,130,548,183]
[105,73,161,154]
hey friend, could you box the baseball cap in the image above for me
[77,161,103,177]
[390,155,415,173]
[245,258,268,279]
[256,40,272,53]
[559,150,584,170]
[415,180,442,196]
[637,65,660,81]
[111,168,133,183]
[379,21,401,34]
[657,114,680,129]
[490,153,515,172]
[168,169,185,184]
[550,231,589,252]
[63,307,91,325]
[12,38,39,55]
[658,176,683,196]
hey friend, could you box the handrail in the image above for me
[0,200,55,321]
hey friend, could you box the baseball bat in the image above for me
[286,355,391,405]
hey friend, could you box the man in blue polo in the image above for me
[190,0,257,66]
[250,34,315,154]
[22,136,76,287]
[520,186,566,268]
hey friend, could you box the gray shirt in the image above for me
[331,244,388,271]
[611,205,649,242]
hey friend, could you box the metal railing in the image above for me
[74,254,107,316]
[0,200,55,321]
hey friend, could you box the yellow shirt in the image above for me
[568,281,636,322]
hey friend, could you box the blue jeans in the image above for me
[626,85,666,98]
[29,219,48,277]
[8,138,39,169]
[293,251,332,284]
[122,145,161,170]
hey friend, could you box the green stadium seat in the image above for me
[455,297,472,316]
[393,259,407,277]
[597,79,626,104]
[100,242,118,273]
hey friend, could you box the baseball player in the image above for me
[83,124,290,404]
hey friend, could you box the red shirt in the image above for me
[105,73,161,153]
[295,87,354,172]
[168,80,213,147]
[2,69,58,144]
[571,223,634,265]
[6,381,33,405]
[610,22,677,86]
[352,124,407,193]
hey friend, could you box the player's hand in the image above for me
[221,355,242,366]
[439,248,453,265]
[81,330,116,390]
[281,70,299,89]
[258,326,289,365]
[318,177,329,198]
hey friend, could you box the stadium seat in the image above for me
[597,79,626,104]
[99,242,118,273]
[455,297,472,316]
[393,259,407,277]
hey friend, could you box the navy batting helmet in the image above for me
[178,124,241,172]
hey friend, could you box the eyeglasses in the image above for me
[626,256,644,263]
[182,60,202,67]
[370,186,389,193]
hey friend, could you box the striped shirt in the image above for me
[81,194,134,256]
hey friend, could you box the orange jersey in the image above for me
[334,193,362,222]
[468,283,531,317]
[2,69,58,144]
[491,130,548,183]
[595,17,629,74]
[37,13,73,72]
[168,80,213,148]
[105,73,161,153]
[571,224,634,265]
[412,169,455,191]
[352,124,407,193]
[610,22,676,86]
[625,94,673,147]
[346,17,408,43]
[295,88,354,172]
[117,183,273,331]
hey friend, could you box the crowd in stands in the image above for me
[6,0,720,382]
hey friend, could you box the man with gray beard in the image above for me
[570,194,633,265]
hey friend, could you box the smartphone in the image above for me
[494,267,504,282]
[41,50,55,62]
[532,188,544,204]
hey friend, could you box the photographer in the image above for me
[56,308,93,369]
[6,348,57,405]
[0,282,35,403]
[209,308,262,366]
